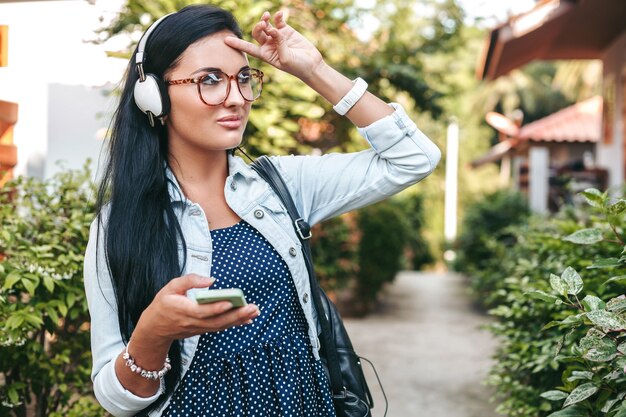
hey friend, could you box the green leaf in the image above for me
[559,314,586,328]
[614,407,626,417]
[579,334,617,362]
[22,278,37,296]
[542,321,565,331]
[58,303,68,317]
[3,270,21,289]
[563,383,599,407]
[567,371,594,382]
[588,258,623,269]
[43,275,55,293]
[25,314,44,327]
[547,404,590,417]
[607,296,626,313]
[541,390,569,401]
[587,310,626,331]
[581,295,605,311]
[603,369,622,381]
[46,305,59,324]
[551,274,569,296]
[6,314,25,329]
[7,387,19,404]
[580,188,605,208]
[605,275,626,284]
[563,228,603,245]
[601,398,620,413]
[562,267,584,295]
[66,292,76,309]
[608,200,626,215]
[618,341,626,354]
[526,290,559,303]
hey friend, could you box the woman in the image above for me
[84,4,440,417]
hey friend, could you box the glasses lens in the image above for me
[199,72,229,105]
[237,69,263,101]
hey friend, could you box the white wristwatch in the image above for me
[333,77,368,116]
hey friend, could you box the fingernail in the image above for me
[245,319,253,325]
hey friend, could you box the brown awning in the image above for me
[478,0,626,80]
[470,138,518,168]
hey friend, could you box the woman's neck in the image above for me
[168,149,229,198]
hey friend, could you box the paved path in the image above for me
[343,271,501,417]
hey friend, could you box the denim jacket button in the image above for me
[303,293,309,303]
[254,209,264,219]
[182,359,188,366]
[289,247,297,257]
[230,181,237,191]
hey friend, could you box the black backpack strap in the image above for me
[251,156,345,396]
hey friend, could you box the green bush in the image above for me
[454,189,530,308]
[0,164,104,417]
[311,214,358,292]
[469,189,625,417]
[354,200,409,312]
[396,193,434,270]
[524,189,626,417]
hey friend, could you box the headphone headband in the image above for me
[135,13,176,80]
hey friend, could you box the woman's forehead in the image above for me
[175,31,248,74]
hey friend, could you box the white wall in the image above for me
[597,31,626,191]
[0,0,127,179]
[46,83,117,179]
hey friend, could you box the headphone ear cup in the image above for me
[133,74,169,118]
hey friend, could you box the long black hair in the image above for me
[95,5,243,413]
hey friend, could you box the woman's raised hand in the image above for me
[134,274,260,345]
[224,11,324,83]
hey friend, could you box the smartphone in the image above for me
[190,288,248,307]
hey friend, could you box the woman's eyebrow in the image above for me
[191,65,251,75]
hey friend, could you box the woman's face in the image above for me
[164,30,251,156]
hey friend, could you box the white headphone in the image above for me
[133,13,176,127]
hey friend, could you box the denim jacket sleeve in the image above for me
[83,216,163,417]
[271,103,441,225]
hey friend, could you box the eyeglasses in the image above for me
[166,68,264,106]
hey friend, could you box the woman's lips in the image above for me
[217,116,243,129]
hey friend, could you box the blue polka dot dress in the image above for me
[163,220,336,417]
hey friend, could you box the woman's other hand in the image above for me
[224,10,324,83]
[136,273,259,346]
[116,274,260,397]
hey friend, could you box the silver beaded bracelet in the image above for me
[123,343,172,381]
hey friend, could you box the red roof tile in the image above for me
[519,95,602,143]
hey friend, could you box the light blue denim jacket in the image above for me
[83,103,441,417]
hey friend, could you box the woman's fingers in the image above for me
[224,36,263,59]
[273,10,287,29]
[251,20,269,44]
[186,304,260,333]
[167,273,214,294]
